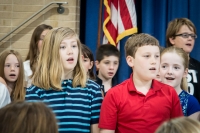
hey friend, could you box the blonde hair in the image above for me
[166,18,196,47]
[32,27,87,90]
[0,50,25,101]
[0,101,58,133]
[161,46,188,92]
[125,33,160,57]
[155,117,200,133]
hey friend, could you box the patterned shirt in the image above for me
[25,79,103,133]
[179,90,200,116]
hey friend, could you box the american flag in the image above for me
[103,0,138,47]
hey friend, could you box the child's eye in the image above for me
[161,65,167,68]
[60,46,66,49]
[72,45,77,48]
[155,55,160,58]
[144,55,150,58]
[104,62,109,64]
[16,65,20,67]
[174,66,180,69]
[5,64,10,67]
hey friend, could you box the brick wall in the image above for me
[0,0,80,60]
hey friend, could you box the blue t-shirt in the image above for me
[25,79,103,133]
[179,90,200,116]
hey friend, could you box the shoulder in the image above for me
[0,77,6,85]
[86,79,101,89]
[26,85,45,94]
[23,60,30,66]
[157,81,177,96]
[189,57,200,68]
[0,82,8,93]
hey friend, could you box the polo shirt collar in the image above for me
[128,73,163,92]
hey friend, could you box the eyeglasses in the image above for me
[174,33,197,39]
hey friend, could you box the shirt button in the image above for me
[64,82,66,84]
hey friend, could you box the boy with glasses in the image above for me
[166,18,200,102]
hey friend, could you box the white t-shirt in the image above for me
[0,82,11,108]
[23,60,32,88]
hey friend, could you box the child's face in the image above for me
[160,52,187,89]
[59,36,79,73]
[169,25,195,54]
[96,55,119,80]
[132,45,160,80]
[4,54,19,83]
[83,57,93,72]
[38,29,50,52]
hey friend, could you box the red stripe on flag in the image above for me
[119,0,133,29]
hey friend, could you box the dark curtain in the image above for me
[80,0,200,83]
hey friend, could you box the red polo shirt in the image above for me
[99,75,183,133]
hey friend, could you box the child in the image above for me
[0,50,25,101]
[25,27,103,133]
[0,101,58,133]
[159,46,200,119]
[24,24,52,88]
[155,117,200,133]
[95,44,120,95]
[166,18,200,102]
[99,33,183,133]
[81,44,95,80]
[0,77,10,108]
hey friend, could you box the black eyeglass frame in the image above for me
[174,33,197,39]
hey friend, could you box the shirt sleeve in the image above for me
[90,86,103,124]
[0,83,11,108]
[187,95,200,116]
[99,89,118,130]
[25,86,41,101]
[171,90,184,118]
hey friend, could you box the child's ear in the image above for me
[183,68,188,78]
[169,37,175,46]
[126,55,134,67]
[95,61,100,69]
[81,55,84,60]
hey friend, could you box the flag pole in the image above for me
[97,0,103,48]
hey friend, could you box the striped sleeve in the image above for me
[90,82,103,124]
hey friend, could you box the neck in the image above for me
[6,81,15,94]
[133,74,152,93]
[174,86,182,95]
[63,70,73,80]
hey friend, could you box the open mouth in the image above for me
[9,74,16,76]
[149,67,156,70]
[166,77,175,80]
[186,43,192,46]
[67,58,74,61]
[108,72,114,76]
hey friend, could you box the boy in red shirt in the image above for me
[99,33,183,133]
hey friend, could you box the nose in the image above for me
[67,47,73,55]
[10,65,15,71]
[109,63,114,70]
[167,67,173,75]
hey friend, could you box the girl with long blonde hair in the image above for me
[25,27,103,133]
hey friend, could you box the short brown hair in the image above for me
[0,101,58,133]
[125,33,160,57]
[166,18,196,47]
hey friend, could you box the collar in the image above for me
[127,73,162,92]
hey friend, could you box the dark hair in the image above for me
[81,44,95,80]
[0,101,58,133]
[96,44,120,62]
[25,24,53,75]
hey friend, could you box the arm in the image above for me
[100,129,115,133]
[91,124,100,133]
[189,112,200,120]
[0,83,11,108]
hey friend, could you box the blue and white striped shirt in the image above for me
[25,79,103,133]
